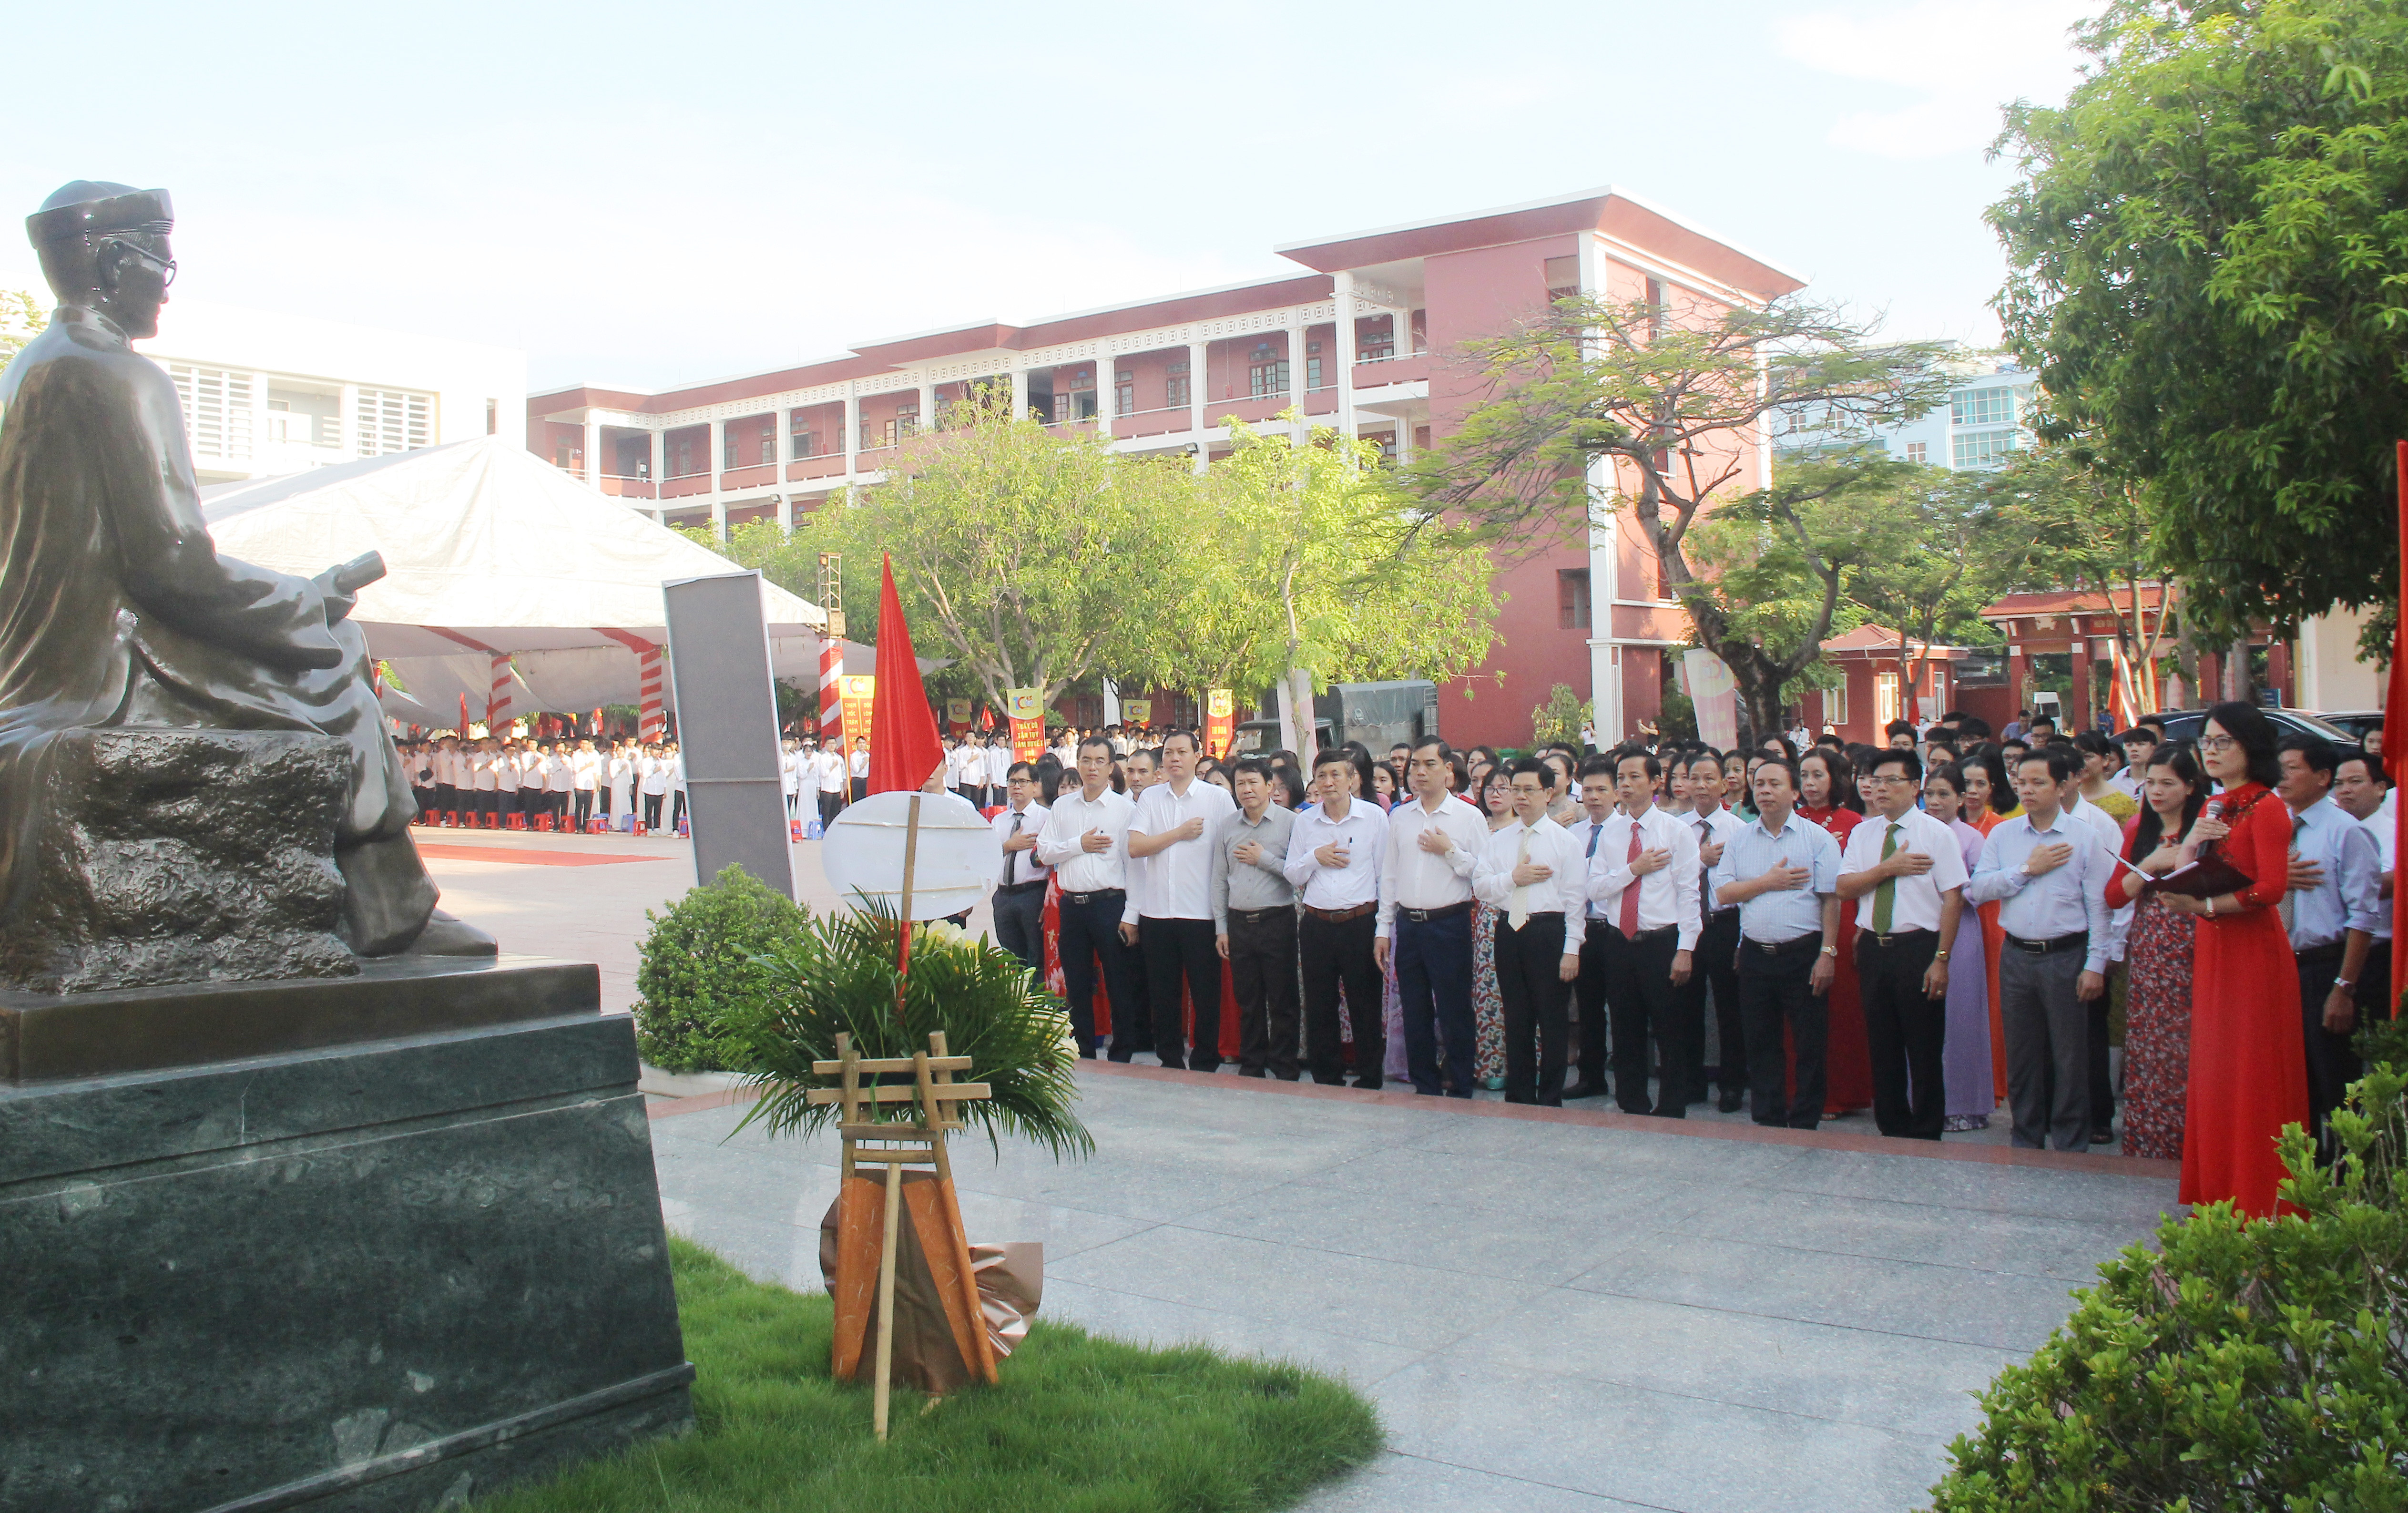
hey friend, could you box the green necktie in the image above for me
[1872,821,1901,933]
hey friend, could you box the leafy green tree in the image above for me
[1842,465,2038,715]
[1990,0,2408,642]
[0,289,42,378]
[1417,293,1951,737]
[1529,684,1592,747]
[1132,415,1496,747]
[775,393,1193,711]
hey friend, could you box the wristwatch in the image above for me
[1935,950,1951,961]
[1819,944,1837,957]
[2335,978,2356,993]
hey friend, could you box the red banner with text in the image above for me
[1007,687,1045,763]
[1204,688,1235,759]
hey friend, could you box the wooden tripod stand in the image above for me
[807,1030,992,1440]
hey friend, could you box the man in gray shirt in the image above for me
[1213,756,1301,1079]
[1965,746,2112,1153]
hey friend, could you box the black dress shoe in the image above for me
[1562,1080,1606,1100]
[1718,1089,1745,1113]
[1352,1076,1384,1091]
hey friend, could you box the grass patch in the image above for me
[476,1237,1384,1513]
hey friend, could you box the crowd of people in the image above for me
[957,705,2391,1221]
[401,735,690,834]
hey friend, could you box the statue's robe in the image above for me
[0,305,433,952]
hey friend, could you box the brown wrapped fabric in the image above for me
[819,1173,1043,1396]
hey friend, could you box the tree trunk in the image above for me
[1738,674,1788,750]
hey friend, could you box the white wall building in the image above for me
[1774,348,2037,470]
[129,297,525,485]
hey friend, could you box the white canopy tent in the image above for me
[199,435,828,722]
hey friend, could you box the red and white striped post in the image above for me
[486,654,512,732]
[638,644,666,741]
[818,639,843,744]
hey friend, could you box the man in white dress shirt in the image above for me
[1376,737,1491,1097]
[847,735,870,805]
[1673,748,1748,1112]
[469,738,501,826]
[571,738,603,833]
[639,743,672,832]
[1586,748,1701,1116]
[1472,758,1586,1105]
[2277,733,2384,1154]
[815,739,847,830]
[1034,735,1144,1057]
[989,760,1051,972]
[1286,748,1390,1087]
[1718,757,1843,1129]
[1128,730,1239,1072]
[984,733,1013,811]
[1565,757,1622,1099]
[1837,747,1969,1140]
[2332,747,2393,1028]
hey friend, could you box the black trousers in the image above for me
[672,792,686,830]
[518,788,544,820]
[573,790,594,828]
[642,793,665,829]
[1740,934,1827,1128]
[1227,908,1301,1079]
[2364,938,2394,1024]
[1301,910,1385,1087]
[1493,912,1570,1105]
[478,789,502,821]
[1057,889,1140,1057]
[2297,942,2361,1159]
[1674,907,1742,1097]
[1573,919,1613,1085]
[990,882,1045,972]
[1142,916,1223,1072]
[1395,908,1476,1096]
[818,790,843,828]
[433,782,458,818]
[1603,925,1684,1115]
[1856,928,1945,1140]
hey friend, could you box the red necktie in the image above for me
[1619,819,1643,940]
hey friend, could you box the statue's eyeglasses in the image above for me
[100,237,176,287]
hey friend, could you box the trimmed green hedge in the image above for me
[1927,1027,2408,1510]
[633,865,808,1073]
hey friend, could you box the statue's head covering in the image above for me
[27,182,173,248]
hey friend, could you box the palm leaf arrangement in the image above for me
[731,900,1092,1160]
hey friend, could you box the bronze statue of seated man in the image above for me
[0,180,491,988]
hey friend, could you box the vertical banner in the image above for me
[840,676,877,749]
[1007,687,1045,762]
[946,698,972,735]
[1679,649,1739,752]
[1204,688,1235,758]
[1122,698,1153,729]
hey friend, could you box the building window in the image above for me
[1647,277,1670,342]
[759,429,775,465]
[1357,320,1394,363]
[1115,369,1135,417]
[1306,341,1324,392]
[1950,386,2015,427]
[168,364,255,465]
[1558,569,1592,630]
[353,387,431,458]
[1544,255,1580,305]
[1248,343,1288,399]
[1166,359,1190,409]
[896,403,919,439]
[792,413,816,458]
[1067,368,1093,391]
[1952,429,2018,469]
[1906,441,1928,464]
[1875,671,1901,729]
[1823,682,1847,727]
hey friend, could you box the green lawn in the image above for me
[475,1237,1384,1513]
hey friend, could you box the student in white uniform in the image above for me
[668,742,689,833]
[816,740,847,829]
[606,740,636,828]
[983,735,1012,809]
[848,736,870,805]
[543,742,575,827]
[639,743,671,832]
[571,739,602,832]
[470,738,502,826]
[780,738,803,819]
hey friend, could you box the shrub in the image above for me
[632,864,809,1073]
[1925,1047,2408,1511]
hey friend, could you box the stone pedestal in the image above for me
[0,959,693,1513]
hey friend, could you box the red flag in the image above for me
[2388,442,2408,963]
[867,554,946,797]
[459,692,470,736]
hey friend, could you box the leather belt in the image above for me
[1501,910,1566,924]
[1062,888,1126,906]
[1303,901,1376,923]
[2005,930,2088,955]
[996,880,1047,895]
[1745,933,1822,954]
[1231,906,1293,925]
[1398,900,1473,924]
[1864,928,1935,948]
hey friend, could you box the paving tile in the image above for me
[1180,1178,1663,1286]
[1295,1451,1666,1513]
[1371,1358,1957,1513]
[1040,1278,1428,1390]
[1048,1224,1550,1352]
[1663,1184,2153,1281]
[1756,1145,2182,1228]
[1564,1229,2089,1352]
[1445,1287,2010,1438]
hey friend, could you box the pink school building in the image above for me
[526,188,1805,751]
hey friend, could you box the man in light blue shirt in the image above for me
[1966,747,2111,1152]
[2277,734,2383,1153]
[1714,756,1841,1129]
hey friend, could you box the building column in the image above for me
[916,378,934,438]
[707,416,724,489]
[1391,413,1413,467]
[1574,231,1622,740]
[1011,368,1029,423]
[843,387,860,477]
[777,493,794,538]
[1334,270,1357,445]
[2070,639,2093,731]
[583,413,602,486]
[1188,337,1208,468]
[1284,318,1306,445]
[648,428,664,495]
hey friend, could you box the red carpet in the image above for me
[416,843,669,868]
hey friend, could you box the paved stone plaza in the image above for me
[430,828,2184,1513]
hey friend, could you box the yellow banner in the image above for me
[840,675,876,748]
[1006,687,1045,763]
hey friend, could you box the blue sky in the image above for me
[1,0,2095,390]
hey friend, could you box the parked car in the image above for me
[2148,707,2357,747]
[2316,709,2384,748]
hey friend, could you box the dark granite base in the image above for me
[0,1010,693,1513]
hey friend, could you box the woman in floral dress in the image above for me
[1465,767,1518,1089]
[2104,743,2206,1160]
